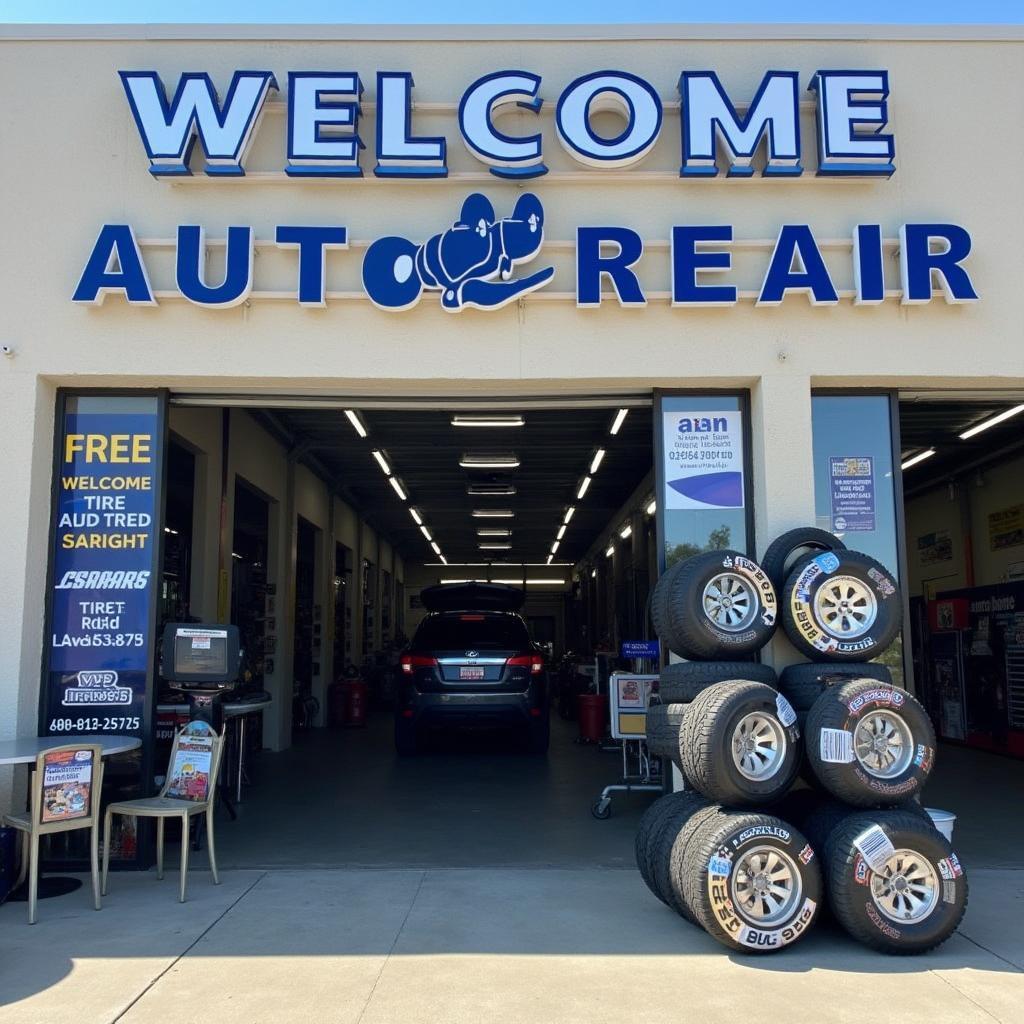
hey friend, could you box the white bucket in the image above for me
[926,807,956,842]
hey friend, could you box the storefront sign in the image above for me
[621,640,660,660]
[918,529,953,566]
[662,410,744,510]
[43,400,161,741]
[829,456,875,532]
[69,66,981,311]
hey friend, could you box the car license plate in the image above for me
[460,667,485,680]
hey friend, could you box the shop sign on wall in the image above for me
[918,529,953,565]
[43,400,161,740]
[989,505,1024,551]
[662,410,744,510]
[68,65,981,312]
[829,456,875,532]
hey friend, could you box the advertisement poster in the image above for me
[662,410,743,510]
[989,505,1024,551]
[829,456,875,532]
[918,529,953,566]
[167,728,214,801]
[41,748,94,823]
[44,404,160,741]
[609,673,657,739]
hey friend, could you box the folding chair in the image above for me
[103,721,225,903]
[1,743,105,924]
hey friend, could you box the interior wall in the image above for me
[905,450,1024,598]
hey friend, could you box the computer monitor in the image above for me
[161,623,241,686]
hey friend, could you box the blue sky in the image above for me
[5,1,1023,23]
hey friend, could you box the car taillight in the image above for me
[508,654,543,675]
[400,654,437,674]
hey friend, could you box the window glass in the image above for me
[811,394,903,685]
[413,613,530,650]
[657,395,747,570]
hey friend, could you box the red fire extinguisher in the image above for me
[344,679,369,727]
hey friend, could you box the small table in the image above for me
[0,734,142,901]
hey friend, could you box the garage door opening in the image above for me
[158,397,672,868]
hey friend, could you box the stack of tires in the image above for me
[638,529,968,955]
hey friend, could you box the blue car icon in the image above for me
[362,192,555,312]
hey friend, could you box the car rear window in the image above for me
[412,613,531,650]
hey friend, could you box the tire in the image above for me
[658,661,776,704]
[394,717,419,756]
[681,810,823,952]
[826,809,968,954]
[680,681,801,806]
[761,528,846,594]
[645,703,686,767]
[650,560,685,645]
[779,661,893,712]
[781,549,902,662]
[805,679,936,806]
[642,791,709,910]
[801,797,857,854]
[635,791,687,895]
[659,551,778,659]
[668,803,731,924]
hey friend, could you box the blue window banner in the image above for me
[621,639,660,660]
[40,392,166,868]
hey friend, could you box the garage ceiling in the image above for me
[899,397,1024,496]
[250,405,654,565]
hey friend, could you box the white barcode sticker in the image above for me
[775,694,797,727]
[853,825,896,873]
[819,728,855,763]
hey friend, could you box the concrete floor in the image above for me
[1,867,1022,1024]
[215,711,1024,869]
[3,713,1023,1023]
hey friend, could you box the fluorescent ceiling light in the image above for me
[576,476,592,500]
[563,506,576,524]
[371,449,391,475]
[591,568,597,578]
[605,545,615,558]
[610,408,629,435]
[440,578,565,586]
[459,453,520,469]
[430,541,441,556]
[556,524,566,541]
[590,448,606,474]
[477,528,511,537]
[420,525,432,542]
[480,543,512,550]
[901,449,936,470]
[550,540,560,555]
[646,499,656,515]
[959,403,1024,440]
[439,554,448,565]
[546,554,553,565]
[619,524,633,539]
[451,415,525,428]
[164,527,178,535]
[472,509,514,518]
[344,409,367,438]
[467,483,517,496]
[389,477,408,501]
[409,508,423,526]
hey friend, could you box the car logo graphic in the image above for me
[465,651,479,658]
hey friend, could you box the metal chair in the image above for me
[1,743,105,924]
[102,722,225,903]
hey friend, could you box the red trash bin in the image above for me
[344,679,369,727]
[577,693,607,743]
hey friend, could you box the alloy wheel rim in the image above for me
[813,575,878,639]
[730,845,803,926]
[702,572,758,632]
[854,710,914,778]
[731,712,787,781]
[870,849,939,923]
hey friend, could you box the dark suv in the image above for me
[395,583,549,755]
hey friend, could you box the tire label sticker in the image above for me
[937,854,963,880]
[708,855,732,877]
[913,744,934,771]
[867,567,896,598]
[735,825,791,844]
[942,880,958,904]
[819,727,855,763]
[847,687,905,714]
[798,843,814,865]
[723,554,778,627]
[775,693,798,727]
[813,552,841,575]
[853,825,896,873]
[737,898,817,949]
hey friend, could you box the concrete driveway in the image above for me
[1,866,1022,1024]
